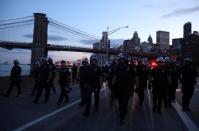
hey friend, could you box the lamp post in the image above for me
[106,26,129,64]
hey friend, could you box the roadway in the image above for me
[0,79,199,131]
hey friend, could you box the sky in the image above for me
[0,0,199,64]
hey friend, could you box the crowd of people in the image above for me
[4,53,198,124]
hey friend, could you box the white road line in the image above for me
[147,88,154,129]
[14,87,107,131]
[172,102,199,131]
[14,99,81,131]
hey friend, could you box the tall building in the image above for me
[123,31,140,53]
[140,35,154,53]
[170,38,183,59]
[93,32,110,65]
[156,31,170,50]
[183,22,192,39]
[182,22,199,65]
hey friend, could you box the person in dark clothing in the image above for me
[136,58,150,106]
[164,57,173,107]
[57,60,70,105]
[107,57,117,106]
[71,63,78,85]
[48,57,56,94]
[84,55,102,117]
[79,57,89,106]
[151,57,169,113]
[181,57,198,111]
[5,59,22,97]
[169,61,180,103]
[32,58,50,104]
[112,53,133,124]
[30,62,40,96]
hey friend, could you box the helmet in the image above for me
[47,57,53,63]
[156,57,165,62]
[40,57,48,63]
[117,53,129,61]
[90,54,97,61]
[61,60,66,64]
[13,59,19,65]
[184,57,192,62]
[165,57,171,62]
[82,57,88,64]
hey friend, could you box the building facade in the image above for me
[123,31,140,53]
[156,31,170,50]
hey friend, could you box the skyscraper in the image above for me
[183,22,192,39]
[156,31,170,50]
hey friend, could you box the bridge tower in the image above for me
[30,13,48,71]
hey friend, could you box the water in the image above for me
[0,64,30,77]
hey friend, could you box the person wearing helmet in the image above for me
[30,61,40,96]
[57,60,70,105]
[47,57,56,94]
[136,57,150,106]
[181,57,198,111]
[150,57,170,113]
[83,54,102,116]
[78,57,89,106]
[71,63,78,85]
[5,59,22,97]
[112,53,134,123]
[107,56,118,106]
[32,57,50,104]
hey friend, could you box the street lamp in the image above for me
[106,26,129,64]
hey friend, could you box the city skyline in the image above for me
[1,0,199,42]
[0,0,199,63]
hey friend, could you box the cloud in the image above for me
[162,6,199,18]
[24,34,67,41]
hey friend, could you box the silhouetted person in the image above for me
[181,57,198,111]
[30,62,40,96]
[71,63,78,85]
[32,58,50,104]
[57,60,70,105]
[78,57,89,106]
[5,59,22,97]
[84,55,102,116]
[48,57,56,94]
[136,58,149,106]
[151,57,169,114]
[112,53,133,124]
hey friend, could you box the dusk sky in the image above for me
[0,0,199,63]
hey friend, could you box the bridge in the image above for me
[0,13,157,71]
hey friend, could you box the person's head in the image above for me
[184,57,192,66]
[156,57,165,67]
[82,57,88,66]
[138,58,143,65]
[117,53,129,65]
[61,60,66,67]
[13,59,19,66]
[40,57,48,66]
[47,57,53,64]
[90,55,97,65]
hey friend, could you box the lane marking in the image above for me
[147,88,154,129]
[172,102,199,131]
[14,99,81,131]
[15,87,107,131]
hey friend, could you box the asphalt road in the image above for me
[1,81,198,131]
